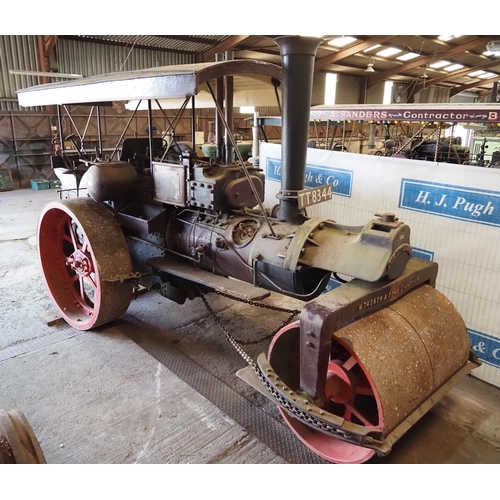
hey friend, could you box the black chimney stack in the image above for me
[274,36,323,224]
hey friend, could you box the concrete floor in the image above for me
[1,187,500,465]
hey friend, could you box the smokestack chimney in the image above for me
[274,36,323,224]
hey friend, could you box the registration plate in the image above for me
[297,184,333,209]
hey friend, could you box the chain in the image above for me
[434,122,442,162]
[199,290,377,447]
[202,290,300,346]
[341,119,346,152]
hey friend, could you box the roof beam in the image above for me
[37,35,58,84]
[368,36,499,85]
[450,75,500,97]
[408,59,500,100]
[199,35,251,62]
[314,35,399,71]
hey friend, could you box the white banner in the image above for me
[261,141,500,388]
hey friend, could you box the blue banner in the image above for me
[399,179,500,227]
[266,158,353,197]
[469,329,500,369]
[412,247,434,261]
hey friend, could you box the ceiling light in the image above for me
[468,70,486,77]
[444,64,464,72]
[328,36,358,48]
[479,72,497,79]
[429,60,450,69]
[365,63,375,73]
[397,52,419,61]
[483,50,500,57]
[419,71,429,79]
[376,47,401,57]
[363,44,381,52]
[438,35,462,41]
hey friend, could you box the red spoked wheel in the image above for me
[37,198,133,330]
[268,321,383,464]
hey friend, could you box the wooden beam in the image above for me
[408,59,500,101]
[44,35,58,57]
[450,75,500,97]
[314,35,399,71]
[200,35,251,62]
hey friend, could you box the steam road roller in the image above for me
[17,36,480,463]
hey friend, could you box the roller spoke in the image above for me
[343,356,357,371]
[66,220,81,251]
[343,402,373,427]
[354,385,374,396]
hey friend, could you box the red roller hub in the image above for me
[268,322,382,464]
[268,285,471,464]
[37,198,133,330]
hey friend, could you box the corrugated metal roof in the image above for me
[0,35,43,110]
[57,38,195,77]
[73,35,230,54]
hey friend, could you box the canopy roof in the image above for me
[16,59,282,107]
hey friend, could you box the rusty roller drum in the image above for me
[0,409,46,464]
[268,284,471,464]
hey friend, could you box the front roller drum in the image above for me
[0,409,46,464]
[37,198,134,330]
[268,284,472,464]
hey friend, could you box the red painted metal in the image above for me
[268,321,383,464]
[37,198,133,330]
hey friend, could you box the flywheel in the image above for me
[268,284,472,464]
[37,198,133,330]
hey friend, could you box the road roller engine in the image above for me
[17,36,480,464]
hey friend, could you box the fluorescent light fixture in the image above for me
[438,35,462,41]
[444,64,464,72]
[479,72,497,79]
[9,69,82,79]
[239,106,255,113]
[376,47,401,57]
[483,50,500,57]
[324,73,337,105]
[397,52,419,61]
[468,70,486,77]
[363,44,381,52]
[328,36,357,48]
[429,60,450,69]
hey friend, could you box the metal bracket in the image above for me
[298,258,439,403]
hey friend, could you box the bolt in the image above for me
[305,341,314,348]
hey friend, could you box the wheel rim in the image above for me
[268,321,383,464]
[37,199,133,330]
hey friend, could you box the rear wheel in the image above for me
[37,198,133,330]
